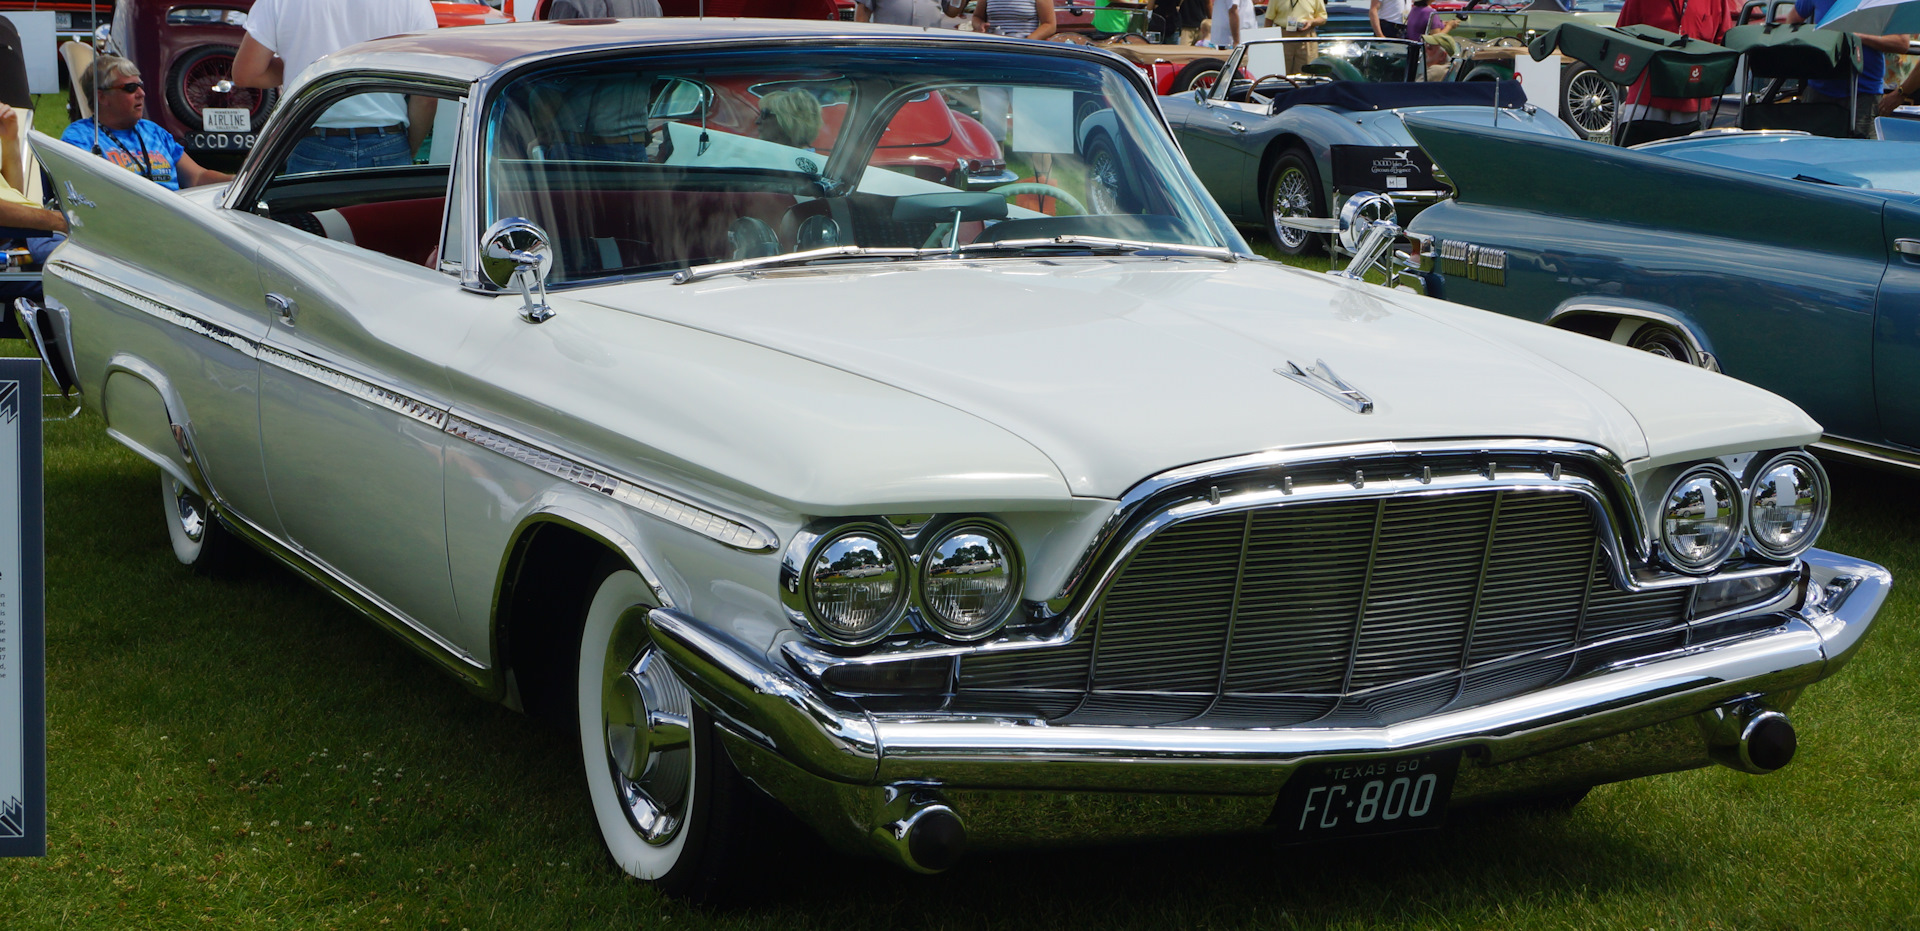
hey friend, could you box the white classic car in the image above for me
[20,19,1889,897]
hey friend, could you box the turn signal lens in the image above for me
[1747,452,1828,560]
[805,530,909,646]
[919,524,1021,640]
[1661,466,1742,572]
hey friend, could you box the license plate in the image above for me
[202,108,251,132]
[1275,748,1462,840]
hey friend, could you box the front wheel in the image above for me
[1265,148,1326,255]
[1624,321,1702,366]
[576,567,745,898]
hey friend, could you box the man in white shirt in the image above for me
[232,0,438,171]
[1209,0,1255,47]
[1371,0,1409,38]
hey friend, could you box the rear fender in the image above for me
[1545,298,1721,371]
[98,355,205,495]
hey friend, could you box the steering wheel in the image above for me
[1251,73,1303,93]
[988,182,1089,216]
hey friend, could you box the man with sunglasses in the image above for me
[59,56,231,191]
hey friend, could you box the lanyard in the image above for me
[100,126,155,182]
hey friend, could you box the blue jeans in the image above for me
[286,131,413,173]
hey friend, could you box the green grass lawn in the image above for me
[0,335,1913,930]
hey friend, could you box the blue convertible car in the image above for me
[1159,37,1577,254]
[1406,118,1920,469]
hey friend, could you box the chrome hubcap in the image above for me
[1271,167,1312,249]
[171,480,207,543]
[602,608,693,846]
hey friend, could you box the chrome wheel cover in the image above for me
[601,608,694,846]
[171,479,207,544]
[1271,166,1313,250]
[1087,144,1123,215]
[1565,70,1617,137]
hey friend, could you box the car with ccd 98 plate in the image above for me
[20,18,1890,897]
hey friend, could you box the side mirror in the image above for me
[1192,86,1209,107]
[480,217,555,324]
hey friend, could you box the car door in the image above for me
[33,134,281,534]
[1874,198,1920,451]
[235,82,476,654]
[1177,48,1259,217]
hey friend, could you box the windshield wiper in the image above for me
[956,235,1238,262]
[671,245,929,284]
[671,235,1237,285]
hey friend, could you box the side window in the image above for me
[256,87,461,270]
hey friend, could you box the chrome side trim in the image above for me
[50,262,256,356]
[257,345,449,429]
[1812,436,1920,473]
[444,414,780,553]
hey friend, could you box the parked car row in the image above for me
[18,17,1893,900]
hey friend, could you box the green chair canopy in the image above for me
[1723,22,1860,81]
[1529,21,1741,97]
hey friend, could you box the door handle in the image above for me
[1896,238,1920,258]
[266,292,297,325]
[1230,121,1247,133]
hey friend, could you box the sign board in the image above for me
[0,358,43,857]
[0,13,58,97]
[1514,51,1563,124]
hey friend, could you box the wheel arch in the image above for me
[490,508,677,718]
[98,354,210,497]
[1545,299,1722,371]
[1257,132,1312,205]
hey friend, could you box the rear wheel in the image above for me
[1265,148,1326,255]
[1170,58,1223,94]
[1561,63,1619,142]
[576,566,746,899]
[163,475,240,575]
[1625,321,1700,365]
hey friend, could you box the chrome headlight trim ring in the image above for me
[1746,451,1829,561]
[780,522,913,649]
[916,520,1024,643]
[1659,464,1745,574]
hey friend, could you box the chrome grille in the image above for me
[956,489,1696,727]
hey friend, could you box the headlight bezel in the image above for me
[916,520,1025,642]
[781,516,1027,649]
[1658,463,1745,574]
[1744,451,1829,561]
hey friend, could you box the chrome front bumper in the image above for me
[647,549,1887,862]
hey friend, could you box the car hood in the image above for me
[571,257,1800,500]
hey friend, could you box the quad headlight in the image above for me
[919,523,1022,640]
[783,518,1025,648]
[1660,465,1742,573]
[796,526,910,647]
[1745,452,1828,560]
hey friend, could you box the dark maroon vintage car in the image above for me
[105,0,506,158]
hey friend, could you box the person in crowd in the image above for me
[1267,0,1327,72]
[232,0,438,170]
[1371,0,1408,38]
[857,0,947,26]
[974,0,1058,39]
[1173,0,1210,43]
[1613,0,1735,144]
[1210,0,1255,46]
[1422,16,1459,80]
[61,57,231,190]
[756,89,823,149]
[0,102,64,305]
[1787,0,1908,137]
[1880,52,1920,115]
[1405,0,1436,41]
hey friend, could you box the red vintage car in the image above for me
[106,0,506,157]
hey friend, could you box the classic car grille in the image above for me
[954,489,1701,727]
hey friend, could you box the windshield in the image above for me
[1232,38,1421,84]
[482,48,1233,284]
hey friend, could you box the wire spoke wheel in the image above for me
[1564,68,1618,139]
[1086,135,1123,215]
[1266,148,1325,255]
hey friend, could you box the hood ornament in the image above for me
[1278,359,1374,414]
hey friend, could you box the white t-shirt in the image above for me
[1375,0,1409,25]
[244,0,438,128]
[1210,0,1256,46]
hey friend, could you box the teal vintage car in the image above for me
[1404,117,1920,470]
